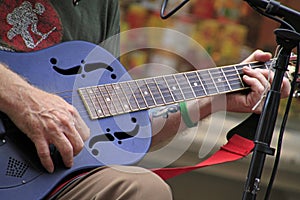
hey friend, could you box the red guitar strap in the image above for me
[152,113,260,180]
[152,134,254,180]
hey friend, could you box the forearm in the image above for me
[150,95,225,147]
[0,63,34,116]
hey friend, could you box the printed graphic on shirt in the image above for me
[0,0,63,51]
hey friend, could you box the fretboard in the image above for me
[78,60,271,120]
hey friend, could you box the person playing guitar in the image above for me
[0,1,291,200]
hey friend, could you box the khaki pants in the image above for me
[55,166,173,200]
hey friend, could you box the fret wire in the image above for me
[162,75,176,102]
[105,84,124,113]
[184,73,197,98]
[110,83,125,112]
[143,79,158,107]
[104,84,120,114]
[207,70,219,93]
[172,74,185,101]
[88,86,107,117]
[132,80,149,108]
[186,65,249,95]
[173,63,267,95]
[96,85,114,116]
[195,70,208,96]
[184,72,196,95]
[220,68,232,91]
[181,62,261,92]
[78,61,270,120]
[233,65,245,88]
[85,87,101,117]
[233,62,265,71]
[112,83,131,113]
[222,66,244,90]
[127,81,145,109]
[124,81,140,110]
[99,85,117,115]
[136,79,155,108]
[197,70,218,95]
[235,63,249,71]
[82,87,102,118]
[247,62,266,69]
[209,68,231,93]
[174,74,194,99]
[120,81,139,110]
[145,78,164,106]
[185,71,206,98]
[153,77,167,104]
[214,62,266,80]
[164,75,184,102]
[154,76,174,104]
[223,69,240,77]
[193,71,207,96]
[199,71,213,91]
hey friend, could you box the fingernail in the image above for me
[243,75,249,80]
[47,166,54,173]
[67,161,73,168]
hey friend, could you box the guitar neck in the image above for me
[79,60,271,120]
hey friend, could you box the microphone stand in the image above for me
[242,1,300,199]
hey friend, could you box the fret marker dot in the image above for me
[144,91,148,95]
[218,78,222,82]
[172,86,177,90]
[124,104,129,109]
[106,98,111,102]
[193,82,198,86]
[97,109,102,114]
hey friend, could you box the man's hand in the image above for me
[0,64,90,173]
[226,50,291,113]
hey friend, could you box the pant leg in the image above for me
[55,166,173,200]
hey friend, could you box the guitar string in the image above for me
[56,61,266,98]
[54,63,268,119]
[57,63,267,118]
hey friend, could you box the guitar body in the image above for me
[0,41,152,199]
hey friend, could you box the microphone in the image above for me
[73,0,81,6]
[245,0,300,32]
[160,0,190,19]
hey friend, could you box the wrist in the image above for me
[211,94,227,112]
[180,101,198,128]
[194,95,227,121]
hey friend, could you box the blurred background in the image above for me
[119,1,300,199]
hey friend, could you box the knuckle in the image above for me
[38,149,50,159]
[68,105,78,116]
[46,120,59,131]
[59,114,70,125]
[74,140,84,155]
[62,144,74,155]
[257,85,265,93]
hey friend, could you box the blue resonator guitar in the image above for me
[0,41,272,199]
